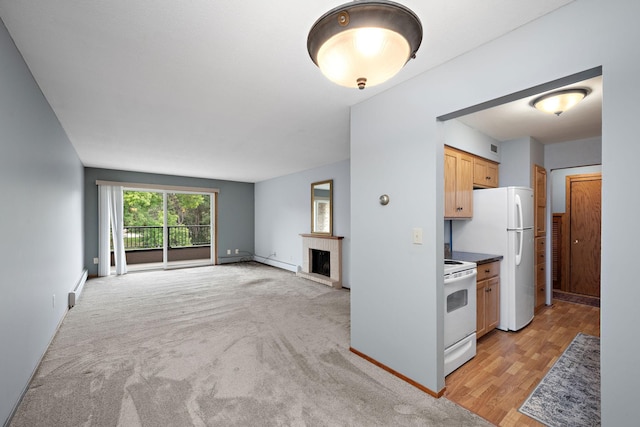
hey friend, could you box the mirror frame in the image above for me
[310,179,333,235]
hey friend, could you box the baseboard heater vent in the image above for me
[68,269,88,308]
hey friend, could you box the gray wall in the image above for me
[254,160,350,287]
[531,138,544,171]
[499,137,543,187]
[84,168,254,275]
[498,137,530,186]
[545,136,602,170]
[0,18,84,425]
[550,165,602,213]
[544,137,602,221]
[350,2,639,424]
[444,119,501,163]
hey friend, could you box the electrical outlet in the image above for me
[235,249,239,254]
[93,257,99,264]
[226,249,231,255]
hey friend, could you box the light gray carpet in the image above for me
[519,332,600,427]
[11,262,490,426]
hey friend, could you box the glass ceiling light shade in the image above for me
[307,1,422,90]
[532,88,590,116]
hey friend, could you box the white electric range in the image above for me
[444,259,477,376]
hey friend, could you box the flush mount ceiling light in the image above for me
[307,1,422,90]
[532,88,590,116]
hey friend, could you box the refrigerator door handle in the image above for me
[516,229,523,266]
[515,193,523,229]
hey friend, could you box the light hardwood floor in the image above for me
[445,299,600,426]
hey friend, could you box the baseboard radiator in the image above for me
[68,269,88,308]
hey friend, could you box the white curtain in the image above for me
[98,186,110,276]
[98,185,128,276]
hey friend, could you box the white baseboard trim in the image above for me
[68,269,88,308]
[253,256,297,272]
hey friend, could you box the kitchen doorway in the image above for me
[440,68,602,423]
[549,167,602,303]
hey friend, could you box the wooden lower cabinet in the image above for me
[535,236,546,311]
[476,261,500,339]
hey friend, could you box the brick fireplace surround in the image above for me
[297,234,343,289]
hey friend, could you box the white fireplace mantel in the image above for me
[297,234,343,289]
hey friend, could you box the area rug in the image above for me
[553,290,600,308]
[519,332,600,427]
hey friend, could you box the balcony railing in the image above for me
[123,225,210,250]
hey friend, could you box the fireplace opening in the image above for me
[311,249,331,277]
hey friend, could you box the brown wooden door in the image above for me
[567,174,601,297]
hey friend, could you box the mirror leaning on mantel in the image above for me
[311,179,333,235]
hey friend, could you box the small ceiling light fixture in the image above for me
[307,1,422,90]
[532,88,590,116]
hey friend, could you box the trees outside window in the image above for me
[123,191,210,249]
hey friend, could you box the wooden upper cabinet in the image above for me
[534,164,547,237]
[473,157,499,188]
[445,146,500,219]
[444,146,473,218]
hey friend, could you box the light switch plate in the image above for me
[413,227,423,244]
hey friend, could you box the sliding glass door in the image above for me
[122,189,215,270]
[166,192,211,265]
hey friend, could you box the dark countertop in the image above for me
[450,251,503,265]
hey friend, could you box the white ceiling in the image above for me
[0,0,580,183]
[456,76,602,144]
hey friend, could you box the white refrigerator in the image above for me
[451,186,535,331]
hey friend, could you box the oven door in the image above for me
[444,269,477,348]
